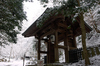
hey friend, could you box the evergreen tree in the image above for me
[84,5,100,33]
[37,0,99,65]
[0,0,28,46]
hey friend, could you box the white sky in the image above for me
[22,1,46,33]
[16,1,46,53]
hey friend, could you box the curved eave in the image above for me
[22,15,63,37]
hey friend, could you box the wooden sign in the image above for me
[37,60,43,66]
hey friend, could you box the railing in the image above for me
[69,44,100,63]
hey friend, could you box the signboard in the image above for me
[37,60,43,66]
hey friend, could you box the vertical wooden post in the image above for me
[91,48,95,57]
[38,38,41,60]
[64,32,69,63]
[72,29,77,48]
[87,49,91,57]
[73,35,77,48]
[95,47,100,55]
[54,31,59,62]
[47,39,50,63]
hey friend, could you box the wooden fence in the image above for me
[69,44,100,63]
[26,45,100,66]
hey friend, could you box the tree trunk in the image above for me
[76,0,90,66]
[80,12,90,66]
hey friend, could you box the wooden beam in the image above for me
[58,45,67,49]
[37,23,54,37]
[57,29,66,33]
[58,34,65,43]
[58,33,67,43]
[75,27,81,36]
[58,23,68,29]
[58,45,76,50]
[31,16,61,36]
[40,30,55,39]
[58,33,64,38]
[58,39,64,43]
[40,51,47,54]
[42,27,51,33]
[67,34,73,37]
[40,24,54,35]
[69,47,77,50]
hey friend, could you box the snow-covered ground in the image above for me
[0,58,34,66]
[0,59,23,66]
[65,55,100,66]
[0,55,100,66]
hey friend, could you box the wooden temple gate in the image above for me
[22,8,92,63]
[37,21,78,63]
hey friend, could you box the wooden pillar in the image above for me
[64,32,69,63]
[73,35,77,48]
[54,31,59,62]
[47,39,50,63]
[72,29,77,48]
[38,38,41,60]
